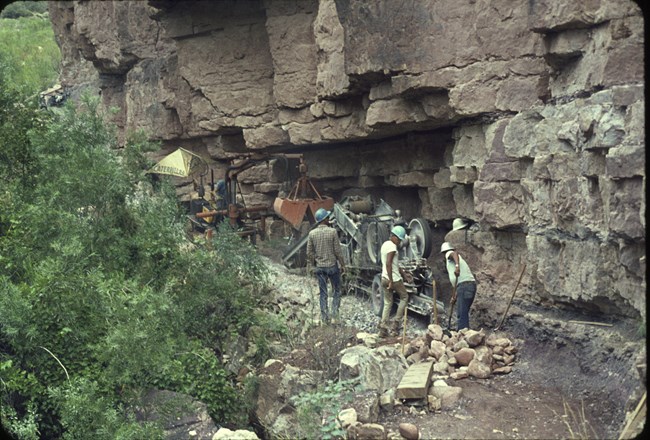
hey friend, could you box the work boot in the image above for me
[377,322,390,338]
[389,320,401,336]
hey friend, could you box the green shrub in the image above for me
[49,377,164,440]
[1,2,48,19]
[0,92,273,436]
[292,379,359,440]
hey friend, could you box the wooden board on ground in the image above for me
[396,360,434,400]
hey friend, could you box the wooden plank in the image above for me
[396,360,434,400]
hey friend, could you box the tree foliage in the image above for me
[0,56,270,440]
[1,2,48,20]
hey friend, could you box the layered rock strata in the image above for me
[48,0,645,320]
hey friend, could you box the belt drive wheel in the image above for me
[408,217,433,259]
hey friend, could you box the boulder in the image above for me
[338,407,358,429]
[379,388,396,410]
[468,359,492,379]
[428,385,463,409]
[454,348,476,366]
[427,394,442,411]
[398,422,420,440]
[349,390,380,423]
[348,423,386,440]
[463,329,486,347]
[429,340,447,360]
[213,428,259,440]
[340,345,408,393]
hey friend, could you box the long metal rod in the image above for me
[432,280,438,325]
[494,264,527,331]
[447,278,457,331]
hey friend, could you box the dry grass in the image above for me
[553,399,599,439]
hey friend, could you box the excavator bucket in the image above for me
[273,196,334,229]
[273,198,309,229]
[307,197,334,219]
[272,156,335,229]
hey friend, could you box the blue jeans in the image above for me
[316,265,342,323]
[456,281,476,331]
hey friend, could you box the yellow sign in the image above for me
[146,148,205,177]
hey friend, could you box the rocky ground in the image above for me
[254,240,646,440]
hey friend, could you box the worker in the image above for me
[378,225,412,337]
[214,179,228,210]
[440,241,476,331]
[306,208,346,325]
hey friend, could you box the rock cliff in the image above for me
[48,0,645,322]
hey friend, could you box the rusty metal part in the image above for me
[273,157,334,229]
[346,198,373,214]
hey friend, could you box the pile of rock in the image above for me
[401,324,518,379]
[333,325,519,439]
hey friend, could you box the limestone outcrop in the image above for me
[48,0,645,321]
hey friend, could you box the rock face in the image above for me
[49,1,645,320]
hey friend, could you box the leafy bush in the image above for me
[1,2,48,19]
[292,379,359,440]
[48,377,164,440]
[1,18,275,436]
[0,91,272,437]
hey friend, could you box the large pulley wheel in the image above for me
[371,274,384,317]
[366,221,390,264]
[408,217,433,259]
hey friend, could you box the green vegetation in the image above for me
[1,2,48,20]
[0,11,274,439]
[291,379,359,440]
[0,6,60,97]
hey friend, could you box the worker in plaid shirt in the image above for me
[307,208,347,325]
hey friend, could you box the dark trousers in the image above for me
[316,265,341,323]
[456,281,476,330]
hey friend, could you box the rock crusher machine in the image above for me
[282,195,446,322]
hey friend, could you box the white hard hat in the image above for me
[452,218,468,231]
[440,242,454,253]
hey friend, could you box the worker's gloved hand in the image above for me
[340,266,346,276]
[308,266,315,276]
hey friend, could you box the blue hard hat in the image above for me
[315,208,331,223]
[216,179,226,192]
[391,225,406,241]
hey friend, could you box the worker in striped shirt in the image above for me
[307,208,347,325]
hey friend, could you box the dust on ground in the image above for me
[257,241,645,440]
